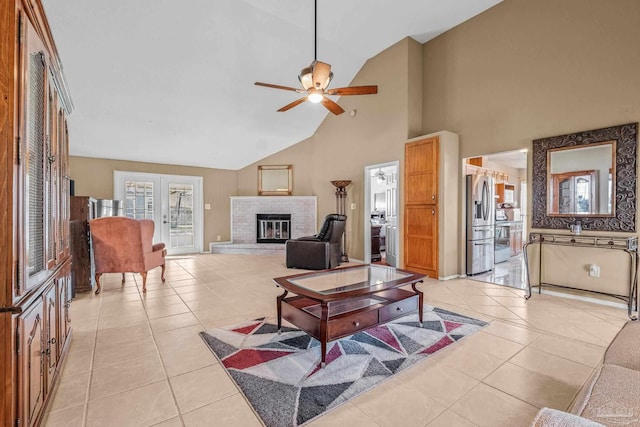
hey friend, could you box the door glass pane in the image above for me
[169,183,194,249]
[26,51,46,277]
[124,181,154,219]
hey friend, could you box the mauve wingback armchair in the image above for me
[90,217,167,294]
[285,214,347,270]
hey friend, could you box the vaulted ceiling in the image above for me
[41,0,502,170]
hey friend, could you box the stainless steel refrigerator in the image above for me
[466,175,495,275]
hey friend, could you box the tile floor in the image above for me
[42,254,631,427]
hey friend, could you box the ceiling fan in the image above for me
[255,0,378,115]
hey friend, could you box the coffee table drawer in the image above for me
[379,295,418,323]
[328,309,379,339]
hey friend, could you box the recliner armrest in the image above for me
[295,236,321,241]
[285,240,330,270]
[152,242,166,252]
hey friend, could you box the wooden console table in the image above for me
[523,232,638,319]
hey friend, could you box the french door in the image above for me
[114,171,203,255]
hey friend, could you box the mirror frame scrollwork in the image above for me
[531,123,638,232]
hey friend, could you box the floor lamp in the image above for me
[330,180,351,263]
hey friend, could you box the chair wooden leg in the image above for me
[122,273,126,284]
[161,263,166,282]
[141,271,148,293]
[95,273,102,295]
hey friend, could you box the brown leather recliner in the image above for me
[285,214,346,270]
[90,217,167,294]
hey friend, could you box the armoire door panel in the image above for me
[20,299,45,427]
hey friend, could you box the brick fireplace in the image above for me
[229,196,317,244]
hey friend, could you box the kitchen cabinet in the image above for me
[0,1,73,426]
[496,183,516,204]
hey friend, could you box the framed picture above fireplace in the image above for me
[258,165,293,196]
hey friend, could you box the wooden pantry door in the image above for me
[404,137,439,277]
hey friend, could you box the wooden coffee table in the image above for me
[273,264,425,366]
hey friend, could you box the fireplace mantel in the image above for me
[230,196,317,244]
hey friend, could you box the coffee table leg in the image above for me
[277,290,288,334]
[320,302,329,367]
[412,281,424,324]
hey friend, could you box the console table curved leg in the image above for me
[320,302,329,367]
[276,289,288,334]
[522,240,533,299]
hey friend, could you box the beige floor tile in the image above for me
[470,305,523,320]
[169,278,202,288]
[489,296,530,307]
[398,362,479,407]
[508,347,594,388]
[307,402,379,426]
[172,285,209,295]
[154,325,206,351]
[93,335,158,369]
[483,363,579,410]
[95,322,153,349]
[440,344,505,380]
[427,410,478,427]
[150,312,201,333]
[450,383,539,427]
[160,340,217,377]
[67,330,96,353]
[143,288,178,299]
[529,336,605,368]
[146,302,191,319]
[60,348,93,377]
[42,403,85,427]
[181,394,261,427]
[193,306,244,328]
[143,295,186,307]
[184,297,227,311]
[352,378,446,427]
[50,372,90,411]
[86,381,178,427]
[458,331,525,361]
[97,312,148,330]
[481,321,541,345]
[150,417,184,427]
[170,364,238,413]
[90,354,166,401]
[176,289,217,302]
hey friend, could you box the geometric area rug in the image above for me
[199,305,488,427]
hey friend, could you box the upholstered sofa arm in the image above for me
[530,408,605,427]
[285,240,330,270]
[152,242,166,252]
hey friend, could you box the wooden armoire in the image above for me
[404,132,459,279]
[0,1,74,426]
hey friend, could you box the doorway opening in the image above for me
[364,161,400,267]
[114,171,203,255]
[463,150,528,290]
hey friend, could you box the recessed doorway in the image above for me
[463,150,528,289]
[364,161,400,267]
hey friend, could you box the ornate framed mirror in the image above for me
[531,123,637,231]
[258,165,293,196]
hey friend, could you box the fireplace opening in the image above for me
[256,214,291,243]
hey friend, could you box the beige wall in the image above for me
[238,38,424,261]
[69,156,237,247]
[423,0,640,160]
[423,0,640,287]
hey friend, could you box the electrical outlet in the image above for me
[204,203,211,210]
[350,203,356,210]
[589,264,600,278]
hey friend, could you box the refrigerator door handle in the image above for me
[481,180,488,221]
[474,242,493,246]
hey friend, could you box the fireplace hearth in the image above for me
[256,214,291,243]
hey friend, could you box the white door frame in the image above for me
[363,161,400,264]
[114,171,204,255]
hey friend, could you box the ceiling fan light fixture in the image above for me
[307,88,323,103]
[298,66,314,90]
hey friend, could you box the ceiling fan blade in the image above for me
[320,97,345,115]
[312,61,333,89]
[277,97,307,112]
[255,82,303,93]
[325,85,378,96]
